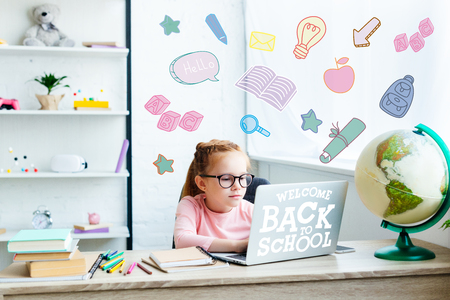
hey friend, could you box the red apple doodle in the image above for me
[323,57,355,93]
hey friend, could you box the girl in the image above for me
[173,139,255,253]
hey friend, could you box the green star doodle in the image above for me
[159,15,180,36]
[301,109,322,133]
[153,154,174,175]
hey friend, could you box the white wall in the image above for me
[131,0,247,250]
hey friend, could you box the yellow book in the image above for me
[73,100,109,108]
[0,228,6,235]
[26,249,86,278]
[73,223,113,231]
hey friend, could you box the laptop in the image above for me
[211,180,348,266]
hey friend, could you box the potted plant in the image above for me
[33,72,70,110]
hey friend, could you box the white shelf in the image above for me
[0,226,130,242]
[0,171,129,179]
[0,110,129,116]
[0,45,129,58]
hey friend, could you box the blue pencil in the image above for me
[206,14,227,45]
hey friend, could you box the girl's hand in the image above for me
[208,238,249,253]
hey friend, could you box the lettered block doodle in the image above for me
[179,111,204,132]
[409,32,425,52]
[145,95,170,115]
[394,33,408,52]
[157,111,180,132]
[419,18,434,38]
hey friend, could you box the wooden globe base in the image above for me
[375,230,435,261]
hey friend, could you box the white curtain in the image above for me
[243,0,450,169]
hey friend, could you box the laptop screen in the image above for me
[245,181,348,265]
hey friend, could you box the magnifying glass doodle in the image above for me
[240,114,270,137]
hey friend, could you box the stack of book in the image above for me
[73,223,113,234]
[7,228,85,278]
[142,246,229,273]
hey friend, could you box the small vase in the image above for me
[35,94,65,110]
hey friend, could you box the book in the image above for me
[73,100,109,108]
[235,65,297,112]
[0,252,100,283]
[27,249,86,278]
[0,228,5,235]
[75,107,111,111]
[7,229,72,253]
[149,246,214,268]
[73,223,113,231]
[13,239,79,262]
[82,41,122,47]
[142,257,229,273]
[73,227,109,234]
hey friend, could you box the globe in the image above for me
[355,124,450,260]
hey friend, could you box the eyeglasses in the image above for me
[199,173,255,189]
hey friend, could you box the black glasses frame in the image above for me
[199,173,255,189]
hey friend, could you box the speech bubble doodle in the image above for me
[169,51,219,85]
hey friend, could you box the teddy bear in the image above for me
[23,3,75,47]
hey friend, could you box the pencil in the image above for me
[87,253,103,279]
[119,260,126,273]
[100,256,120,269]
[106,258,124,273]
[205,14,227,45]
[105,250,117,259]
[126,262,136,275]
[137,262,152,275]
[102,257,123,270]
[107,251,124,261]
[107,260,124,273]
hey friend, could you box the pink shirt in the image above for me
[174,194,254,250]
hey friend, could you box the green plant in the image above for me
[34,72,70,95]
[441,219,450,230]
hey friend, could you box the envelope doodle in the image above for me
[249,31,276,52]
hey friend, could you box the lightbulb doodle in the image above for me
[293,16,326,60]
[300,109,322,133]
[323,57,355,94]
[153,154,174,175]
[160,15,180,36]
[249,31,276,52]
[169,51,219,85]
[240,114,270,137]
[235,65,297,112]
[353,17,381,48]
[379,75,414,118]
[319,118,366,164]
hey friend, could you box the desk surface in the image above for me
[1,239,450,299]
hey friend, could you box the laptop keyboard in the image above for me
[228,253,247,261]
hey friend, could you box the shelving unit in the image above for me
[0,43,131,248]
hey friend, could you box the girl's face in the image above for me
[195,151,248,213]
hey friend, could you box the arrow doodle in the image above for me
[353,17,381,47]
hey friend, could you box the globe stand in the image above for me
[372,124,450,261]
[374,229,435,261]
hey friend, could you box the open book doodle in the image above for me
[235,65,297,112]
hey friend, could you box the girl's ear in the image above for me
[195,175,207,192]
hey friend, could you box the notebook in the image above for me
[13,239,79,262]
[7,229,73,253]
[149,246,213,268]
[212,180,348,266]
[141,257,228,273]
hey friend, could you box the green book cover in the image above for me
[8,229,72,253]
[9,229,71,242]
